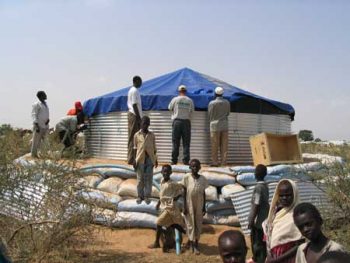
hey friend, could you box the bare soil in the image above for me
[73,224,251,263]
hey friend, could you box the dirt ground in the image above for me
[74,224,252,263]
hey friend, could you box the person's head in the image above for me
[161,164,172,181]
[133,76,142,88]
[75,101,83,113]
[178,85,187,95]
[36,91,47,101]
[255,164,267,181]
[77,112,85,125]
[215,86,224,97]
[141,116,150,131]
[189,159,201,175]
[218,230,247,263]
[278,180,294,208]
[293,202,323,241]
[317,251,350,263]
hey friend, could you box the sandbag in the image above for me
[77,189,122,209]
[201,171,235,187]
[117,199,158,215]
[153,173,185,183]
[206,198,234,213]
[103,168,136,179]
[80,164,134,171]
[117,178,159,198]
[230,166,255,175]
[236,173,281,186]
[267,164,293,175]
[96,177,123,194]
[202,167,234,176]
[77,174,104,188]
[208,208,236,217]
[93,209,157,229]
[221,184,246,199]
[171,165,191,173]
[205,185,218,201]
[203,214,240,227]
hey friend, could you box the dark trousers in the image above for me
[59,130,73,148]
[251,226,267,263]
[127,112,140,164]
[171,119,191,164]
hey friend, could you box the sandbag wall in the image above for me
[78,165,242,229]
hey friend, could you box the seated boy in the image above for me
[247,164,269,263]
[148,164,185,252]
[218,230,248,263]
[293,202,344,263]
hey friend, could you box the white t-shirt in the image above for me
[32,101,50,129]
[127,86,143,117]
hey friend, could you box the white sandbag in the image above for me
[96,177,123,194]
[267,164,293,175]
[103,168,136,179]
[77,189,122,208]
[295,162,323,172]
[236,173,281,186]
[77,174,104,188]
[117,199,158,215]
[302,153,344,166]
[117,178,159,198]
[205,185,218,201]
[221,184,246,199]
[153,173,185,183]
[171,165,191,173]
[230,166,255,175]
[208,208,236,217]
[80,168,106,176]
[202,167,234,176]
[201,171,235,187]
[206,198,234,213]
[81,164,134,171]
[93,209,157,229]
[203,214,240,227]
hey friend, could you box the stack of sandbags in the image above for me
[230,163,317,187]
[117,178,159,199]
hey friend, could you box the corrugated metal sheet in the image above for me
[86,111,292,164]
[231,181,332,235]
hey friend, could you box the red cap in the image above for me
[75,101,83,110]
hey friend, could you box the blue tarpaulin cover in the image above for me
[84,68,294,117]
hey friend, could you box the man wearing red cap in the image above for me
[67,101,83,116]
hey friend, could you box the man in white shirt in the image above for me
[127,76,143,164]
[168,85,194,165]
[31,91,49,158]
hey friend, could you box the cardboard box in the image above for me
[249,132,303,166]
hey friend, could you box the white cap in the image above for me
[178,85,187,92]
[215,86,224,95]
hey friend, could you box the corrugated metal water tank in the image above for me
[86,111,291,164]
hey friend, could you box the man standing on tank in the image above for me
[168,85,194,165]
[127,76,143,165]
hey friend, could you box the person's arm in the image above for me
[168,98,174,111]
[248,203,259,229]
[133,104,141,121]
[153,134,158,168]
[32,103,40,132]
[208,103,213,121]
[183,186,188,215]
[265,241,303,263]
[132,133,138,169]
[202,191,206,215]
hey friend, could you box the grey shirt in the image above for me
[248,181,269,229]
[55,116,78,133]
[208,97,230,132]
[168,95,194,120]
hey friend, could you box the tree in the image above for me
[298,130,314,141]
[0,124,13,136]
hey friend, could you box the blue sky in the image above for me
[0,0,349,140]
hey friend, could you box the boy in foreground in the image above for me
[247,164,269,263]
[293,202,344,263]
[218,230,248,263]
[148,164,186,252]
[181,159,208,255]
[133,116,158,204]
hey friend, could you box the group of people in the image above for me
[126,75,231,167]
[31,90,86,158]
